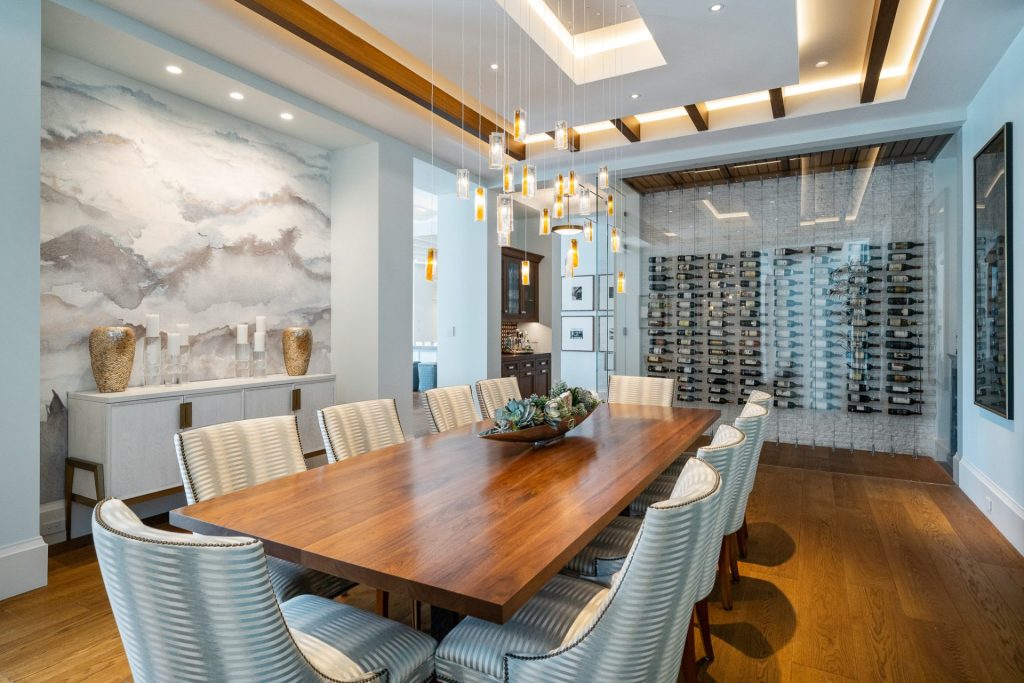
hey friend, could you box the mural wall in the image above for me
[40,50,331,504]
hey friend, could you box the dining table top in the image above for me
[169,402,720,624]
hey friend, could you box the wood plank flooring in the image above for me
[3,453,1021,682]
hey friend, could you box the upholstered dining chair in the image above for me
[423,385,478,433]
[606,374,674,407]
[93,498,436,683]
[475,377,522,420]
[434,458,722,683]
[174,415,352,603]
[733,396,771,560]
[564,424,746,674]
[318,398,405,464]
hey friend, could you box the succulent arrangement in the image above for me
[490,381,602,433]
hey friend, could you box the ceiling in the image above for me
[543,1,642,34]
[625,133,953,193]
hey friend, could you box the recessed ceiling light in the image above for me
[165,65,183,75]
[709,3,724,11]
[664,232,677,237]
[229,92,245,101]
[490,63,499,70]
[280,112,294,120]
[815,60,829,68]
[630,93,640,99]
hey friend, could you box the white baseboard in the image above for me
[0,536,48,600]
[959,458,1024,556]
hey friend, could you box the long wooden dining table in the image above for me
[169,402,719,639]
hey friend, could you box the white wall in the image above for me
[0,0,47,599]
[957,26,1024,554]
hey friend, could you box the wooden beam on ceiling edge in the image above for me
[769,88,786,118]
[232,0,526,160]
[861,0,901,104]
[612,116,641,143]
[684,103,709,132]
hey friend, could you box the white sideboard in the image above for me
[67,374,336,505]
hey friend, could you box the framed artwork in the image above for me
[973,122,1013,419]
[561,316,595,352]
[597,274,615,310]
[562,275,594,311]
[598,316,615,352]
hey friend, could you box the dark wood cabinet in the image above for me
[501,353,551,397]
[501,248,544,323]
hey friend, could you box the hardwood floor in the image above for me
[3,454,1021,682]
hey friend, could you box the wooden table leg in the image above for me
[376,589,389,618]
[430,605,460,641]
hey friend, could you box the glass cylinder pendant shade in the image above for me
[503,164,514,193]
[553,194,565,220]
[598,165,609,189]
[607,192,615,217]
[488,131,505,169]
[570,238,579,268]
[425,247,436,281]
[456,168,470,199]
[540,208,551,235]
[617,270,625,293]
[556,173,565,198]
[521,259,530,285]
[474,186,486,222]
[564,251,575,278]
[568,170,577,196]
[514,108,527,142]
[497,229,511,247]
[554,120,569,150]
[497,193,514,235]
[522,164,536,198]
[583,219,594,243]
[610,226,621,253]
[578,191,592,216]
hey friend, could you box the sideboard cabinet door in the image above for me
[108,397,182,499]
[293,380,336,454]
[187,390,243,430]
[243,385,295,419]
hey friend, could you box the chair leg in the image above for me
[695,597,714,662]
[412,600,422,630]
[718,537,733,611]
[737,517,749,559]
[376,589,389,618]
[678,610,698,683]
[729,533,741,584]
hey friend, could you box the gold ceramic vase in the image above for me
[89,326,136,392]
[283,326,312,376]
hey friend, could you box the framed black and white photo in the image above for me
[973,122,1013,419]
[561,316,595,352]
[597,274,615,310]
[561,275,594,311]
[598,316,614,352]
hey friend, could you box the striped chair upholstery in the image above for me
[93,498,436,683]
[318,399,405,464]
[729,401,769,535]
[475,377,522,420]
[435,459,722,683]
[424,385,478,433]
[747,389,773,408]
[606,375,673,407]
[174,416,352,603]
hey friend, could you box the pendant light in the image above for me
[578,190,592,216]
[583,219,594,243]
[521,259,530,285]
[474,186,486,222]
[554,120,569,150]
[539,208,550,235]
[498,229,511,247]
[617,271,626,293]
[425,247,436,281]
[488,132,505,169]
[514,108,527,142]
[570,238,579,268]
[568,170,577,196]
[456,169,470,199]
[556,173,565,197]
[598,165,609,189]
[503,164,514,193]
[498,194,513,236]
[610,226,621,253]
[564,250,575,277]
[607,192,615,217]
[522,165,536,197]
[553,194,565,220]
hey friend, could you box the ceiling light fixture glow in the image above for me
[229,91,244,100]
[490,63,499,70]
[663,232,678,237]
[573,120,615,134]
[709,4,724,11]
[165,65,183,75]
[701,199,749,220]
[524,132,553,144]
[280,112,294,120]
[815,60,829,68]
[705,90,770,111]
[630,93,640,99]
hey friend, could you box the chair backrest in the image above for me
[475,377,522,420]
[318,398,405,464]
[727,402,769,534]
[747,390,774,409]
[423,385,478,433]
[607,375,673,407]
[693,424,747,601]
[174,415,306,505]
[93,499,323,683]
[506,459,722,683]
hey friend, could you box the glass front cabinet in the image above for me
[501,248,543,322]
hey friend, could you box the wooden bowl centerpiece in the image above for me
[479,381,602,447]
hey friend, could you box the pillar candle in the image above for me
[146,314,160,338]
[253,331,266,352]
[176,323,190,346]
[236,323,248,344]
[166,332,180,356]
[255,316,267,334]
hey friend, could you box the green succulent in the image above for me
[484,380,604,435]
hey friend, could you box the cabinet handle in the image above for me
[525,372,533,376]
[179,402,193,430]
[291,388,302,411]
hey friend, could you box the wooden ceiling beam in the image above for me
[861,0,901,104]
[769,87,786,118]
[684,103,710,132]
[232,0,526,160]
[612,116,642,143]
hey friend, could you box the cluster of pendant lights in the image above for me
[453,110,623,293]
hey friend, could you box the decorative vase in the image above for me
[283,327,312,376]
[89,326,136,392]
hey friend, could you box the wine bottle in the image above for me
[676,273,700,281]
[775,279,801,287]
[707,253,734,260]
[774,258,799,266]
[774,379,801,388]
[647,364,670,373]
[740,260,760,268]
[775,389,802,399]
[888,408,922,416]
[886,351,922,361]
[649,256,671,263]
[709,396,729,405]
[888,362,921,372]
[739,290,758,299]
[775,247,803,256]
[887,274,923,283]
[847,394,877,403]
[648,330,670,338]
[888,396,922,406]
[774,289,800,297]
[886,373,918,383]
[885,340,923,350]
[740,359,762,367]
[677,292,700,300]
[774,400,804,408]
[886,263,921,272]
[741,369,763,377]
[887,307,924,317]
[646,311,666,319]
[887,385,924,394]
[887,297,922,306]
[650,283,669,291]
[848,404,878,414]
[649,265,670,273]
[708,386,730,395]
[678,254,704,262]
[740,270,761,279]
[848,298,881,307]
[677,282,698,291]
[775,299,801,308]
[886,285,922,294]
[847,382,878,392]
[812,245,843,254]
[740,320,761,328]
[676,395,700,403]
[740,250,763,258]
[707,271,729,280]
[886,330,919,340]
[775,268,802,277]
[708,357,732,365]
[849,276,878,285]
[887,241,922,250]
